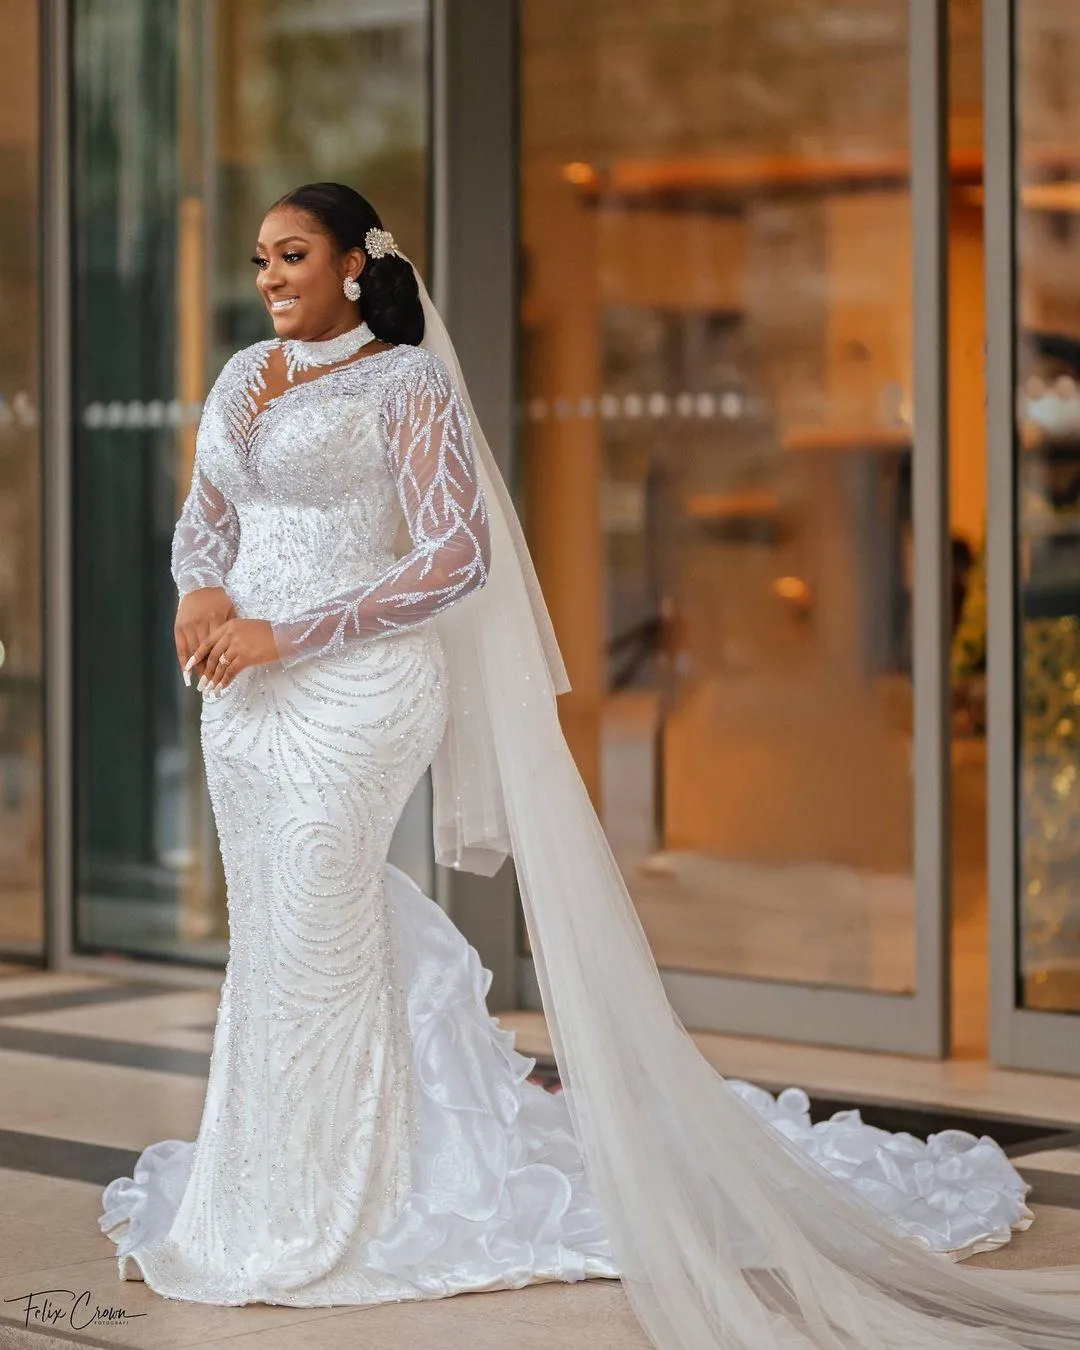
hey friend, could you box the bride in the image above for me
[99,182,1080,1347]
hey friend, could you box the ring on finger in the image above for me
[212,654,237,694]
[210,654,230,685]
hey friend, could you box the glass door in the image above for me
[517,0,954,1054]
[63,0,431,969]
[986,0,1080,1072]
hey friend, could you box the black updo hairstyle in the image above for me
[272,182,425,346]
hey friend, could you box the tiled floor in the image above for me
[498,1011,1080,1128]
[2,973,1080,1348]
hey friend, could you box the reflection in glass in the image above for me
[0,0,43,962]
[519,1,917,992]
[1016,2,1080,1015]
[71,0,428,962]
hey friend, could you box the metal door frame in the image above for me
[985,0,1080,1073]
[513,0,954,1055]
[42,0,482,991]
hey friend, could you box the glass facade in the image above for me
[0,0,43,962]
[519,0,919,994]
[70,0,429,962]
[1,0,1073,1067]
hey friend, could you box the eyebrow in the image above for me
[254,234,309,251]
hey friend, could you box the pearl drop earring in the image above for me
[343,275,361,302]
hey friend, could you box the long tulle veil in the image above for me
[404,254,1080,1349]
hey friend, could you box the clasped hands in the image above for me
[173,587,281,698]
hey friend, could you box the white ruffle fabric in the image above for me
[717,1082,1033,1262]
[100,863,618,1303]
[101,862,1034,1302]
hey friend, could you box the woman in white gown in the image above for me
[99,184,1080,1346]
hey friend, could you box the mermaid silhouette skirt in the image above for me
[99,627,617,1305]
[98,626,1035,1306]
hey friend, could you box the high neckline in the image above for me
[280,321,377,380]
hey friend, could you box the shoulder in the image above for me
[378,343,455,403]
[378,340,459,413]
[224,338,277,377]
[206,339,276,401]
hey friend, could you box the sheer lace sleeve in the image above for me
[270,351,491,669]
[171,446,241,597]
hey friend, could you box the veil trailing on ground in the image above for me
[405,254,1080,1349]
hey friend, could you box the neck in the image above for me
[279,318,376,378]
[290,313,362,344]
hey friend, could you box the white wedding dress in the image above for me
[97,326,1038,1310]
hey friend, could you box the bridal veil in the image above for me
[406,256,1080,1350]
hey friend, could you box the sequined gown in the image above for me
[98,334,1036,1308]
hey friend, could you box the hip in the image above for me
[200,624,450,759]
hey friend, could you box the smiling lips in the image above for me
[270,297,299,312]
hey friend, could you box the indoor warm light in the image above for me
[561,161,597,186]
[1023,181,1080,212]
[962,180,1080,213]
[774,576,810,603]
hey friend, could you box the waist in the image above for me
[226,547,397,623]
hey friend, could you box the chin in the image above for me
[266,304,306,337]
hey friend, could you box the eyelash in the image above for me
[250,252,305,268]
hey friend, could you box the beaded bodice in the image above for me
[171,338,491,668]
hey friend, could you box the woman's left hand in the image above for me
[187,618,280,695]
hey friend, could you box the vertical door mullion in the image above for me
[41,0,73,972]
[984,0,1019,1068]
[910,0,952,1057]
[432,0,519,1011]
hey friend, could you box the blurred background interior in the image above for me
[2,0,1078,1074]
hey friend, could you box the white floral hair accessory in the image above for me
[364,227,399,260]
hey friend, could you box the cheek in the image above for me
[300,260,335,298]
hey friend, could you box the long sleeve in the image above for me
[270,353,491,669]
[171,451,241,597]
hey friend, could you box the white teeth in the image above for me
[271,297,298,311]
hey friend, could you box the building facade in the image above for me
[3,0,1079,1073]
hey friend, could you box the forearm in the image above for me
[270,531,489,668]
[171,469,241,595]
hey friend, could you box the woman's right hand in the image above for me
[174,587,236,685]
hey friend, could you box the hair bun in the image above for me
[362,254,424,346]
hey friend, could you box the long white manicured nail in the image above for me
[183,669,191,687]
[184,654,197,673]
[197,675,208,692]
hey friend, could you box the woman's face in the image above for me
[252,206,365,341]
